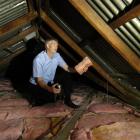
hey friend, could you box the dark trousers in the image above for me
[27,68,73,106]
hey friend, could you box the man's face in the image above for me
[46,40,58,54]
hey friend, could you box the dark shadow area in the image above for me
[5,38,44,101]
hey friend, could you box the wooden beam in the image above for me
[69,0,140,73]
[0,26,37,65]
[0,11,38,36]
[110,4,140,29]
[0,26,37,49]
[35,0,41,14]
[40,10,140,106]
[51,99,90,140]
[27,0,34,12]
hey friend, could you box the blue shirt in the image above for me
[30,51,67,85]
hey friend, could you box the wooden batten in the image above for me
[0,26,37,49]
[110,4,140,29]
[0,26,37,65]
[69,0,140,73]
[40,9,140,106]
[27,0,34,12]
[0,12,38,37]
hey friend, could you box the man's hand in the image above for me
[36,78,61,94]
[52,83,61,94]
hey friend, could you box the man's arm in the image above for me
[36,77,53,93]
[63,64,76,73]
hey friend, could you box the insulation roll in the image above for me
[115,28,140,56]
[125,22,140,41]
[87,0,109,22]
[92,0,114,19]
[102,0,119,15]
[131,18,140,32]
[119,26,140,49]
[113,0,126,11]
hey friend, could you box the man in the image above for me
[29,39,82,108]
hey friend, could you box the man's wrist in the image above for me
[68,67,76,73]
[46,85,53,93]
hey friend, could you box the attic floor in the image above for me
[0,79,140,140]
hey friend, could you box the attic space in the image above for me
[0,0,140,140]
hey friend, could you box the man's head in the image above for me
[45,39,58,55]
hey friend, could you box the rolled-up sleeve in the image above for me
[57,54,67,68]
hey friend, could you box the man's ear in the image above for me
[46,44,49,49]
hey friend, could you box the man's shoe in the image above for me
[64,100,80,109]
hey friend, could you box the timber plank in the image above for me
[0,12,38,36]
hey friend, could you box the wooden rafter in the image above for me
[27,0,34,12]
[0,11,38,37]
[110,4,140,29]
[69,0,140,73]
[0,26,37,65]
[40,9,140,106]
[0,26,37,49]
